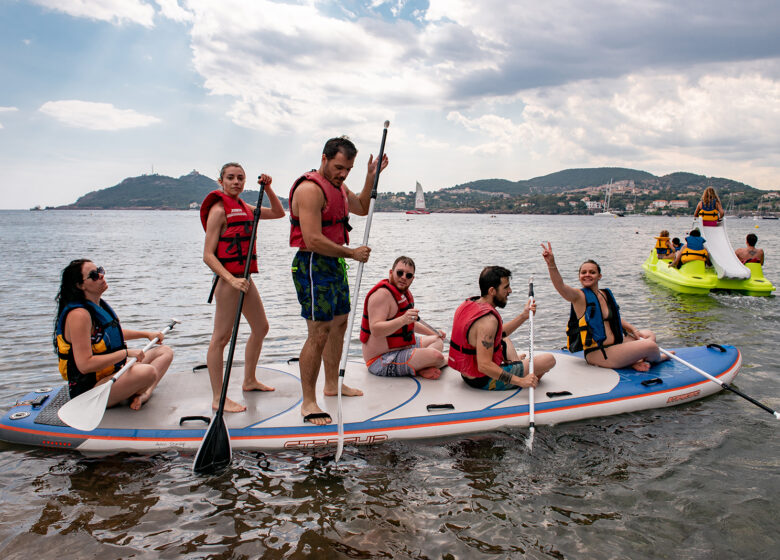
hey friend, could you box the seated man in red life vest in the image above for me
[360,256,447,380]
[735,233,765,265]
[448,266,556,391]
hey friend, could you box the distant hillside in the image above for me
[449,167,752,195]
[62,171,286,209]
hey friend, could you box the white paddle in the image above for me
[57,318,179,431]
[628,332,779,420]
[526,276,535,450]
[335,120,389,463]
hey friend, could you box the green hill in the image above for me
[449,167,750,195]
[63,171,286,209]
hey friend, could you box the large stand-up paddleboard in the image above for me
[0,345,741,454]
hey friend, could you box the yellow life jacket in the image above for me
[654,236,673,258]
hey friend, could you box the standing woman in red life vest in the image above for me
[201,163,285,413]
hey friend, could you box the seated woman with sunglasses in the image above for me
[360,256,447,380]
[54,259,174,409]
[541,242,668,372]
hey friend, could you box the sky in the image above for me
[1,0,780,209]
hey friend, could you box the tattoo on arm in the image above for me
[481,338,493,350]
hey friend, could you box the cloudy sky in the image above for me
[1,0,779,209]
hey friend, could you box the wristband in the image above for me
[125,348,128,359]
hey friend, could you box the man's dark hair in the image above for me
[690,229,701,237]
[479,266,511,296]
[392,256,415,271]
[322,136,357,160]
[746,233,758,246]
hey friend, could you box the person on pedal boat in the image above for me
[672,229,711,269]
[541,243,669,372]
[735,233,765,265]
[54,259,174,409]
[694,187,725,225]
[448,266,555,390]
[654,230,676,259]
[360,256,447,380]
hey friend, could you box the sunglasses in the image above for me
[85,266,105,281]
[395,270,414,279]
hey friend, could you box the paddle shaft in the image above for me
[416,316,445,340]
[214,184,266,413]
[658,346,779,419]
[109,322,176,385]
[336,121,389,461]
[528,278,535,434]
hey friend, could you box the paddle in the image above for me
[193,181,266,475]
[658,346,779,419]
[57,318,179,431]
[416,316,446,340]
[335,120,390,462]
[526,276,536,450]
[627,332,779,420]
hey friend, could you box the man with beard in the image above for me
[448,266,556,390]
[289,136,388,425]
[360,256,447,380]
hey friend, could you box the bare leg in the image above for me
[207,279,247,412]
[503,337,554,381]
[409,346,447,379]
[106,345,174,409]
[299,319,333,425]
[240,279,274,392]
[586,338,664,371]
[322,313,363,397]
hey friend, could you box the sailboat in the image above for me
[406,181,431,214]
[593,179,619,217]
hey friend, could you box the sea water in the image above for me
[0,210,777,558]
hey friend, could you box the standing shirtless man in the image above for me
[289,136,388,425]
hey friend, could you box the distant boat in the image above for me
[593,179,620,217]
[406,182,431,214]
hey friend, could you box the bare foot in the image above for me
[243,379,275,392]
[213,397,246,413]
[631,360,651,372]
[129,389,152,410]
[656,351,674,362]
[417,367,442,380]
[324,384,363,397]
[301,405,332,426]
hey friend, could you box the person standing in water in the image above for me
[201,163,285,413]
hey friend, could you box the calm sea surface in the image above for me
[0,210,777,559]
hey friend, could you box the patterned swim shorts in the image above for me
[461,360,525,391]
[366,337,422,377]
[292,251,350,321]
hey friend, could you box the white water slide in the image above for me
[697,217,751,279]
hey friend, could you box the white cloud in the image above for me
[0,106,19,129]
[155,0,193,23]
[39,100,161,130]
[30,0,156,27]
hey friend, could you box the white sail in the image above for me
[415,182,426,210]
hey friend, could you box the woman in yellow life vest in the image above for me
[694,187,724,225]
[53,259,174,409]
[654,229,676,259]
[541,242,669,372]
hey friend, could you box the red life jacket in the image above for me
[200,190,258,275]
[289,171,351,249]
[447,297,503,379]
[359,279,415,348]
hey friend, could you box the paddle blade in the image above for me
[526,426,535,451]
[193,414,232,475]
[335,378,345,462]
[57,383,112,431]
